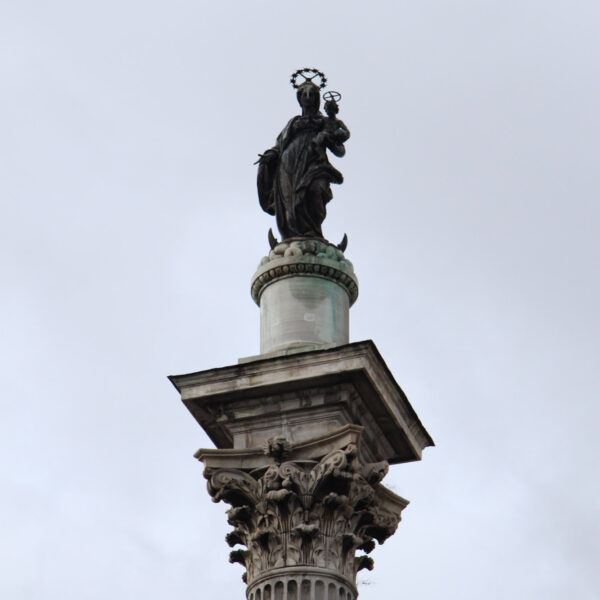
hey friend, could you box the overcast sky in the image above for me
[1,1,599,598]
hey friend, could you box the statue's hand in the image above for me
[329,142,346,158]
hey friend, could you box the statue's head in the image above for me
[291,69,326,116]
[296,81,320,115]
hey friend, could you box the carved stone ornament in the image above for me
[251,240,358,308]
[203,435,404,599]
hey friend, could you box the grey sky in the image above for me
[1,1,599,598]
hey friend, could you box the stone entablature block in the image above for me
[169,341,434,465]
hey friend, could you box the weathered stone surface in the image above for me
[259,275,350,355]
[251,243,358,308]
[168,341,434,465]
[170,293,433,600]
[199,425,407,598]
[246,568,356,600]
[260,239,351,265]
[171,68,433,599]
[251,243,358,354]
[251,242,358,356]
[197,425,379,471]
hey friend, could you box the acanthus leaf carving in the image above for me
[354,555,374,574]
[225,528,245,547]
[203,441,402,585]
[229,549,248,566]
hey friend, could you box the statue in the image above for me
[256,69,350,245]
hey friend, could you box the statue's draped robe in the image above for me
[258,114,348,240]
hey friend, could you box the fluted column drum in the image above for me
[247,567,356,600]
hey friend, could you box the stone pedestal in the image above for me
[251,240,358,355]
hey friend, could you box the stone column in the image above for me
[169,242,433,600]
[201,433,406,600]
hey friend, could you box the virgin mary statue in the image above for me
[256,79,350,241]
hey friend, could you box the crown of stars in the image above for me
[290,68,327,90]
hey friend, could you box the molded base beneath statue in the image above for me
[250,239,359,356]
[259,275,349,354]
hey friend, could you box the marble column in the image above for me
[169,241,433,599]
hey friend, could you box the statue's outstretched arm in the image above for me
[255,147,279,165]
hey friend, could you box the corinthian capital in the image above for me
[203,433,407,591]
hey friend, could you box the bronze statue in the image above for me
[256,69,350,243]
